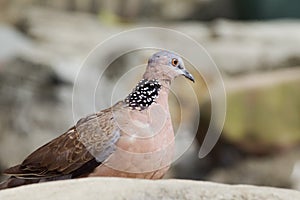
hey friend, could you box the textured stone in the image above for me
[0,178,299,200]
[224,67,300,152]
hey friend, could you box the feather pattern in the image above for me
[3,102,123,179]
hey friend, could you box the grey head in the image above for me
[125,51,194,110]
[143,50,194,83]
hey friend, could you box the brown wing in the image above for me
[4,109,121,179]
[4,127,95,179]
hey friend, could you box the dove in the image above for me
[0,50,194,189]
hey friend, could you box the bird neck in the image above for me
[125,78,171,111]
[143,64,173,87]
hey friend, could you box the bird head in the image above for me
[143,51,195,83]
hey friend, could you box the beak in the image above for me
[182,69,195,82]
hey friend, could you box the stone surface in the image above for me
[206,20,300,75]
[224,67,300,152]
[208,147,300,188]
[1,178,300,200]
[0,57,73,176]
[16,7,300,77]
[0,24,32,61]
[177,67,300,186]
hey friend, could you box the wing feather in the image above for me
[4,108,120,179]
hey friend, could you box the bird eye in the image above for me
[171,58,178,67]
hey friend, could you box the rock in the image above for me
[291,161,300,190]
[223,67,300,153]
[175,67,300,185]
[0,57,72,176]
[208,147,300,188]
[193,67,300,157]
[0,178,299,200]
[0,24,32,61]
[13,7,300,78]
[206,20,300,75]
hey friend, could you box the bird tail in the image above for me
[0,177,39,190]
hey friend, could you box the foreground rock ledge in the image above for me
[0,178,299,200]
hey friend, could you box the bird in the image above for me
[0,50,194,190]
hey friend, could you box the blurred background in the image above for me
[0,0,300,190]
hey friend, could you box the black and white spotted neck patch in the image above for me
[125,79,161,110]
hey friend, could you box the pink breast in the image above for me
[89,102,175,178]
